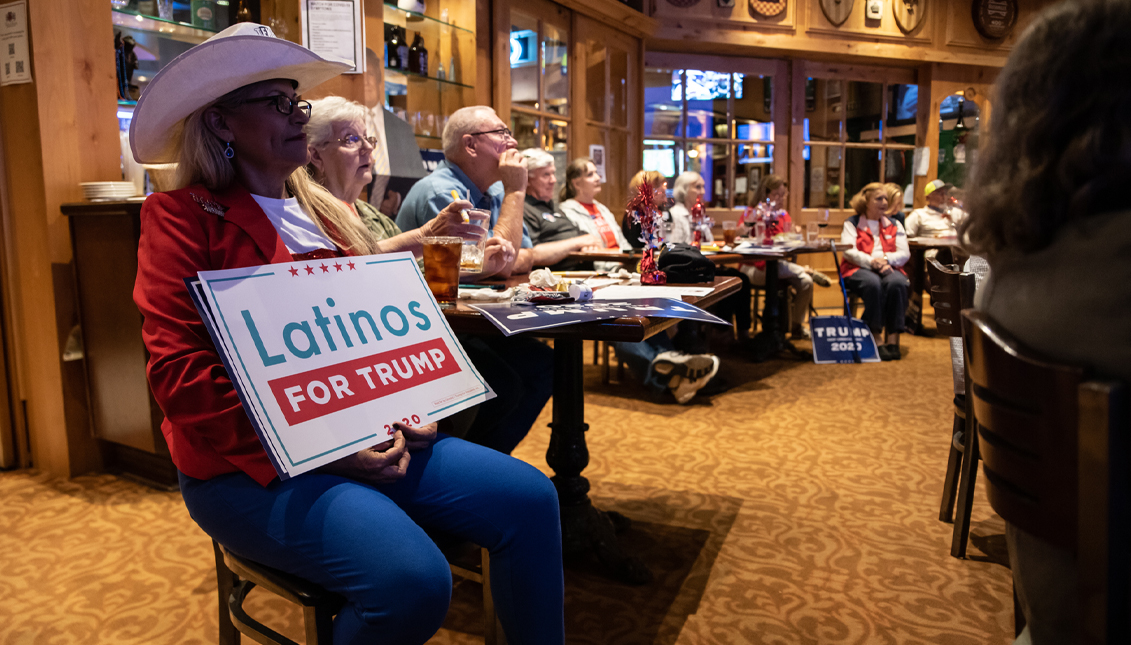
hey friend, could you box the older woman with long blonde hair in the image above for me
[839,182,910,360]
[130,24,563,644]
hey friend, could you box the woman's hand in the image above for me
[396,421,438,452]
[320,431,410,484]
[422,199,489,242]
[870,257,888,271]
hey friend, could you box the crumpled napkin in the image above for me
[528,268,560,288]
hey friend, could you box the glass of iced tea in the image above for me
[423,236,463,303]
[460,208,491,272]
[722,221,737,246]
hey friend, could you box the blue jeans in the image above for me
[459,335,554,454]
[612,335,675,394]
[179,436,564,645]
[844,268,910,336]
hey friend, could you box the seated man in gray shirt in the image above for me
[520,148,598,270]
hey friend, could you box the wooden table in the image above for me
[564,249,747,266]
[713,242,835,362]
[905,237,962,334]
[443,275,741,584]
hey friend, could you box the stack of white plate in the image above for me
[81,181,138,201]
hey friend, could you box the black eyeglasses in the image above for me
[468,127,514,140]
[334,134,379,150]
[243,95,312,117]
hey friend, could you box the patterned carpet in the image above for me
[0,332,1014,644]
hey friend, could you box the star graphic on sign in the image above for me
[333,262,343,272]
[347,261,356,270]
[304,265,315,275]
[288,267,299,277]
[319,263,329,273]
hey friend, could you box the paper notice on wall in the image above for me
[301,0,363,73]
[809,167,825,193]
[589,144,606,183]
[0,1,31,86]
[913,146,930,176]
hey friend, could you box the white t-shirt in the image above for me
[864,220,885,259]
[250,194,336,253]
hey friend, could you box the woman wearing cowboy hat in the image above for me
[130,24,562,644]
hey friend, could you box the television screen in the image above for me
[673,70,743,101]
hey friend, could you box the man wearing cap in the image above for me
[906,179,964,238]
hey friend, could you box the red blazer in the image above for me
[133,183,346,486]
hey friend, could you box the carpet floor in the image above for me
[0,331,1013,644]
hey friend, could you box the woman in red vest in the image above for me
[840,182,911,361]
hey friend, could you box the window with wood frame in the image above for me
[643,55,782,209]
[801,68,918,213]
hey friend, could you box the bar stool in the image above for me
[213,537,504,645]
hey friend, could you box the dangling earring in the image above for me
[224,141,235,159]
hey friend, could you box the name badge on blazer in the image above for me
[191,192,228,217]
[542,212,556,221]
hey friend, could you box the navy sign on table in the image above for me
[469,297,729,337]
[809,316,881,364]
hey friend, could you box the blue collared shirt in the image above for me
[395,160,532,248]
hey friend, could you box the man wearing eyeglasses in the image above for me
[396,106,552,456]
[396,105,532,278]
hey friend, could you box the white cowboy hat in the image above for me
[130,22,350,164]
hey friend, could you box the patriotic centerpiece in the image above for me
[690,195,705,248]
[625,182,666,285]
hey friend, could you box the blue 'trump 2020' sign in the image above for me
[810,316,881,364]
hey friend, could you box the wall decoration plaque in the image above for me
[972,0,1017,40]
[664,0,701,7]
[749,0,786,18]
[820,0,854,26]
[894,0,925,32]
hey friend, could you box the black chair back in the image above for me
[927,259,974,339]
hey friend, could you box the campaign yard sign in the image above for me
[468,297,729,336]
[187,251,493,479]
[809,315,881,364]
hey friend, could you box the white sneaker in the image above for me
[650,351,720,404]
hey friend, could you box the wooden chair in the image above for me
[214,537,504,645]
[925,258,976,557]
[961,310,1129,643]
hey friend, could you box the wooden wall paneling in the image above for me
[0,98,22,468]
[0,0,120,478]
[550,0,657,39]
[803,60,915,85]
[648,0,1029,68]
[644,52,779,78]
[788,59,805,220]
[476,0,492,106]
[913,62,936,209]
[260,0,302,44]
[492,0,511,120]
[569,10,586,166]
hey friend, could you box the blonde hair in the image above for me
[628,170,665,197]
[171,81,379,255]
[849,182,887,216]
[882,182,904,216]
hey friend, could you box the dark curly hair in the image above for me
[960,0,1131,259]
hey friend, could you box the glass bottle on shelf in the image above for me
[387,27,408,70]
[408,32,427,76]
[190,0,216,30]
